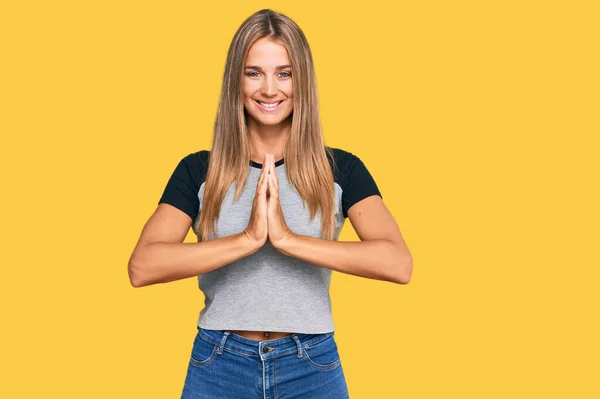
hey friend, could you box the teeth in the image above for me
[259,101,281,108]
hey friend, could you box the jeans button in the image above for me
[262,346,269,353]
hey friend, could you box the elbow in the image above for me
[394,257,413,285]
[128,254,148,288]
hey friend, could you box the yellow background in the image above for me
[1,1,598,397]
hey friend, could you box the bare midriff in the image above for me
[230,330,293,341]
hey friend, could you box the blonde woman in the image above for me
[128,8,412,398]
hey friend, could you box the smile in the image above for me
[255,100,283,112]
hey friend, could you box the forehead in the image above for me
[246,37,290,66]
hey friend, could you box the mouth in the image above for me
[255,99,284,112]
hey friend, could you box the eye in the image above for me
[246,72,260,77]
[279,71,291,78]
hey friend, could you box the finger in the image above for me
[270,156,279,190]
[271,154,275,175]
[271,170,279,190]
[267,154,273,182]
[263,156,270,176]
[259,165,269,197]
[267,172,271,193]
[266,156,278,198]
[269,175,279,199]
[265,153,270,174]
[257,154,270,192]
[267,154,277,198]
[261,165,269,195]
[264,154,271,190]
[257,169,265,192]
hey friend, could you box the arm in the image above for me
[274,195,413,284]
[128,203,260,287]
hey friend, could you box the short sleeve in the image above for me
[341,153,383,218]
[158,153,201,221]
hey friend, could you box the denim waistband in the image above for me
[196,327,335,360]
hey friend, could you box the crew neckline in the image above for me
[250,158,285,169]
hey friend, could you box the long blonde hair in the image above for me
[196,8,336,242]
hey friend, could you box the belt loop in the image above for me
[218,331,230,355]
[291,334,303,358]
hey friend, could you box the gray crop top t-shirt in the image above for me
[158,146,382,334]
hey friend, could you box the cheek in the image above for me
[242,87,252,101]
[242,82,258,98]
[285,94,293,108]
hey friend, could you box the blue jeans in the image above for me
[181,327,350,398]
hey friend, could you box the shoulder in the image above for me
[158,150,210,221]
[179,150,210,177]
[325,146,362,184]
[325,146,362,166]
[326,146,382,217]
[181,149,210,167]
[164,150,211,192]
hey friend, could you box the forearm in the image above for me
[129,232,260,287]
[275,234,412,284]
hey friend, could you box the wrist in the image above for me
[272,231,296,255]
[239,231,263,255]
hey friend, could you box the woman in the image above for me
[128,8,413,398]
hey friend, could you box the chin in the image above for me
[258,117,291,126]
[245,108,293,127]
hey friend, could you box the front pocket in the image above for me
[302,334,341,371]
[189,332,218,367]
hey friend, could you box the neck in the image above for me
[247,117,291,162]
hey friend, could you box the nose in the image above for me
[261,76,278,96]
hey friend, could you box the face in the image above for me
[242,37,293,128]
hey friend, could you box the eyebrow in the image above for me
[244,65,291,71]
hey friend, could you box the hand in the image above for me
[266,154,294,247]
[242,153,269,249]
